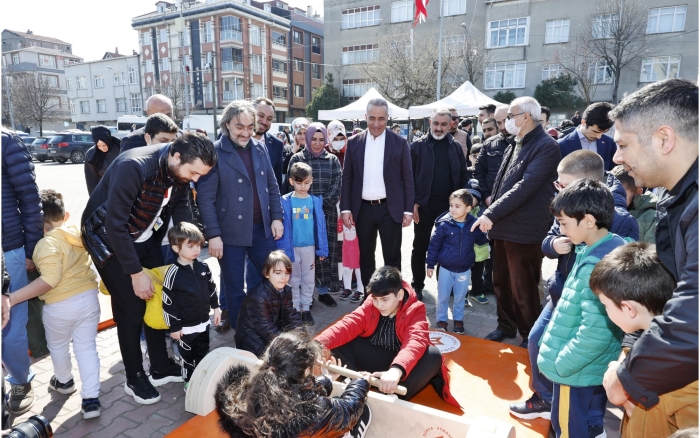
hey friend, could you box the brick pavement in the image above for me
[4,161,622,437]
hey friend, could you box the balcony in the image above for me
[221,61,244,72]
[220,30,243,42]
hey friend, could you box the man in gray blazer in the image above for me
[340,98,414,296]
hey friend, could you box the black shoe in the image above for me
[509,392,552,420]
[349,291,364,303]
[49,375,76,395]
[215,309,230,332]
[435,321,448,332]
[149,360,184,387]
[301,311,315,326]
[453,321,465,334]
[348,403,372,438]
[318,294,338,307]
[125,371,161,405]
[81,398,101,419]
[484,329,516,342]
[7,382,34,415]
[339,289,353,300]
[519,339,528,349]
[588,424,606,438]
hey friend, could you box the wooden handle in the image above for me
[326,363,408,396]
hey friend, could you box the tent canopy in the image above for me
[317,87,409,121]
[408,81,501,118]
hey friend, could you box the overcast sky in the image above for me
[1,0,324,62]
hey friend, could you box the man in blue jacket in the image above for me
[558,102,617,170]
[1,129,43,414]
[509,150,638,432]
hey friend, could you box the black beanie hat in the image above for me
[91,126,112,146]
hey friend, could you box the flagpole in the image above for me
[436,0,443,100]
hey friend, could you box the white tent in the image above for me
[317,87,410,120]
[408,81,501,118]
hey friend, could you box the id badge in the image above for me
[153,217,164,231]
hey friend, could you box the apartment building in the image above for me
[324,0,697,114]
[131,0,323,122]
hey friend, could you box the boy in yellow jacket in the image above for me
[4,190,102,420]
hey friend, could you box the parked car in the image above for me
[30,137,50,162]
[47,132,93,164]
[20,136,36,148]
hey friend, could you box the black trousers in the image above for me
[179,330,210,382]
[95,236,170,379]
[482,240,495,293]
[356,202,403,289]
[410,200,449,298]
[331,336,443,400]
[470,260,485,296]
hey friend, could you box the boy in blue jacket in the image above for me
[277,162,328,326]
[426,189,488,334]
[537,178,626,438]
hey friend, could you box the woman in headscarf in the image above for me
[84,125,121,195]
[286,122,342,305]
[325,120,347,168]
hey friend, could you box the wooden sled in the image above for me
[181,346,516,438]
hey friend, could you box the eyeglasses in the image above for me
[553,180,568,192]
[506,112,526,120]
[451,116,459,121]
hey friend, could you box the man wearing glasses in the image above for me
[471,97,560,348]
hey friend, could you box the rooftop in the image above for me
[3,29,71,46]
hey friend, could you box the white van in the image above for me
[117,115,149,135]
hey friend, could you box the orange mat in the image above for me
[167,333,549,438]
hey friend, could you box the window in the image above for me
[488,18,529,48]
[221,47,243,72]
[250,25,262,46]
[131,94,142,113]
[647,6,686,34]
[116,98,127,112]
[271,31,286,47]
[113,71,124,86]
[342,44,378,65]
[342,78,376,99]
[145,60,153,73]
[204,82,213,101]
[183,54,191,71]
[77,76,87,89]
[161,57,170,71]
[223,78,244,101]
[272,58,287,73]
[66,78,73,90]
[96,99,107,113]
[12,53,19,64]
[312,36,320,47]
[128,66,139,84]
[157,29,168,44]
[204,51,213,68]
[252,54,263,75]
[69,100,76,115]
[592,14,619,39]
[293,30,303,45]
[442,35,465,56]
[203,21,213,43]
[542,64,566,80]
[39,54,56,67]
[588,60,613,84]
[640,56,681,82]
[94,75,105,88]
[64,58,79,66]
[80,100,90,114]
[390,39,412,57]
[143,31,151,46]
[342,6,381,30]
[220,16,242,41]
[312,63,320,79]
[252,83,264,98]
[442,0,466,17]
[485,61,526,89]
[294,58,304,71]
[294,84,304,98]
[41,75,58,88]
[179,28,190,46]
[545,19,570,43]
[391,0,413,23]
[273,86,287,100]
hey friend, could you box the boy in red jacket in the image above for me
[316,266,460,406]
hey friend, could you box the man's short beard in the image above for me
[255,128,268,136]
[432,131,447,140]
[168,162,190,185]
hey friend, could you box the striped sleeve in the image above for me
[162,265,182,331]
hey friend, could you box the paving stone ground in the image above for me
[4,160,622,437]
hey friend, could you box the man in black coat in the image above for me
[603,79,698,418]
[252,97,284,191]
[409,108,469,300]
[472,97,560,347]
[120,94,174,152]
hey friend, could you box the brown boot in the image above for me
[215,309,230,332]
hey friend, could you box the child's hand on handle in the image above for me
[213,308,221,326]
[170,330,182,340]
[427,268,434,278]
[357,371,372,382]
[371,367,402,395]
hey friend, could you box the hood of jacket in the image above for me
[633,190,658,212]
[46,225,84,248]
[576,232,628,267]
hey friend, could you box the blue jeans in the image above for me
[552,384,606,436]
[218,223,276,327]
[2,247,34,385]
[436,266,470,323]
[219,255,264,312]
[528,298,554,403]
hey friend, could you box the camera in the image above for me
[6,415,53,438]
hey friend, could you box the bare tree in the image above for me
[552,41,602,106]
[8,73,68,136]
[459,24,493,88]
[330,58,349,106]
[583,0,658,103]
[357,29,461,108]
[153,73,187,124]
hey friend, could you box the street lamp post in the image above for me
[436,0,444,100]
[107,66,127,116]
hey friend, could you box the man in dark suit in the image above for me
[253,97,284,189]
[341,98,414,293]
[558,102,617,170]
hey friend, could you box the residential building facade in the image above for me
[324,0,698,115]
[131,0,323,123]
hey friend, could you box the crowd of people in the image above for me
[0,77,697,438]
